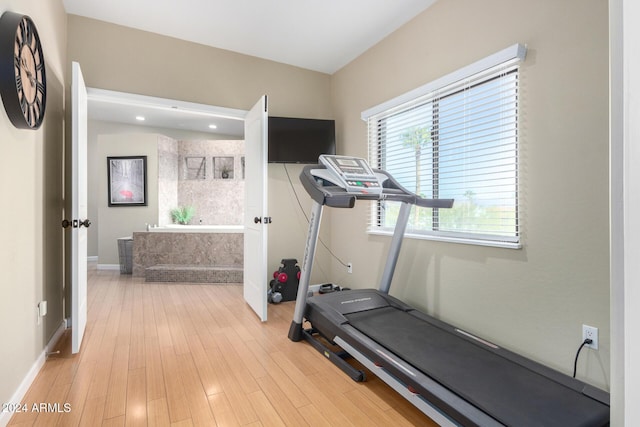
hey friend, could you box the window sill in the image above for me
[367,228,522,250]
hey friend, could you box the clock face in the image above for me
[14,16,46,129]
[0,12,47,130]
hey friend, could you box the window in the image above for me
[363,44,526,248]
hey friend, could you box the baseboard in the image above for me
[0,320,66,427]
[87,256,98,262]
[97,264,120,270]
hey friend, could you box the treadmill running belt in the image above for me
[346,306,609,427]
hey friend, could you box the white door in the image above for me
[71,62,89,354]
[243,96,269,321]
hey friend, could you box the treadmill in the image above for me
[288,155,610,427]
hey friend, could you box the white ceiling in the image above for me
[63,0,436,74]
[66,0,437,135]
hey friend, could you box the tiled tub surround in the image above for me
[144,265,242,283]
[132,231,243,283]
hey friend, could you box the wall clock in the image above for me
[0,11,46,130]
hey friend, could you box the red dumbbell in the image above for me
[297,271,301,280]
[277,272,288,283]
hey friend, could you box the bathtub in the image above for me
[148,224,244,233]
[133,225,244,277]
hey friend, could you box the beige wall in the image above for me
[0,0,67,410]
[267,163,335,285]
[67,15,333,118]
[331,0,610,389]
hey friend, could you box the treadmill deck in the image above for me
[306,289,609,427]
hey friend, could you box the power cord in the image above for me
[572,338,593,378]
[283,164,349,268]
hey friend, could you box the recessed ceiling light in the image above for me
[136,116,145,121]
[209,124,218,129]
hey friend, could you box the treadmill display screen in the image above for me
[319,155,383,195]
[336,158,359,167]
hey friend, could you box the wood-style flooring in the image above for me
[8,265,435,426]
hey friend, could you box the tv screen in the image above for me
[268,116,336,163]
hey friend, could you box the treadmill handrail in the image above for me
[300,164,454,209]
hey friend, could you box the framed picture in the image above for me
[107,156,148,207]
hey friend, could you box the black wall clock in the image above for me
[0,11,46,130]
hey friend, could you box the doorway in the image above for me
[85,89,247,264]
[73,88,269,331]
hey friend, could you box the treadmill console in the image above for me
[318,155,383,195]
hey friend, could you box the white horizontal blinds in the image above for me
[436,65,519,241]
[367,57,521,244]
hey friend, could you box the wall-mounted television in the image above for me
[268,116,336,163]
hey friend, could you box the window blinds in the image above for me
[363,44,526,248]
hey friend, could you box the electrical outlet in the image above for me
[347,262,353,274]
[582,324,598,350]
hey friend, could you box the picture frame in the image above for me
[107,156,148,207]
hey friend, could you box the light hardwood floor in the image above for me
[9,265,436,426]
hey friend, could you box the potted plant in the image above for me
[171,206,195,225]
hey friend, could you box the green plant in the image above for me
[171,206,195,225]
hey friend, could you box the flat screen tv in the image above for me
[268,116,336,163]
